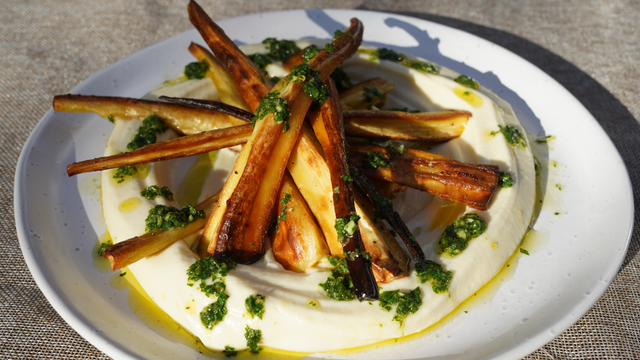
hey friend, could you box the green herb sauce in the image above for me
[223,346,238,357]
[262,38,300,62]
[520,248,530,255]
[145,204,205,231]
[378,287,422,325]
[113,164,140,184]
[302,47,320,64]
[324,43,335,53]
[340,173,353,183]
[247,53,272,71]
[319,256,356,301]
[385,143,405,157]
[278,193,292,222]
[491,125,527,148]
[184,59,209,80]
[245,294,266,320]
[454,75,479,89]
[414,260,453,294]
[252,92,291,130]
[187,256,236,330]
[363,151,391,169]
[140,185,174,201]
[498,171,514,188]
[290,63,328,106]
[334,212,360,244]
[244,326,263,354]
[438,213,487,256]
[127,114,168,151]
[330,66,353,92]
[370,47,438,74]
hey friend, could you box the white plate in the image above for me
[14,9,634,360]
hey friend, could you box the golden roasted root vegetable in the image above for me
[66,124,252,176]
[188,0,272,110]
[349,164,424,262]
[192,0,365,264]
[52,94,246,135]
[188,42,251,111]
[308,79,378,300]
[343,109,471,142]
[338,78,394,110]
[353,190,409,282]
[270,173,329,272]
[349,143,499,210]
[102,192,219,270]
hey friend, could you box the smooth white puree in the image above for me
[101,43,536,353]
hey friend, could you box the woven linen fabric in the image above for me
[1,0,638,359]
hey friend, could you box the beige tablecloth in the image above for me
[1,1,638,359]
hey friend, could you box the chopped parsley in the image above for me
[535,135,555,144]
[140,185,174,201]
[340,173,353,183]
[248,53,272,71]
[335,212,360,244]
[378,287,422,325]
[333,29,344,40]
[302,46,320,64]
[184,59,209,80]
[145,204,205,231]
[363,151,391,169]
[244,326,262,354]
[370,47,438,74]
[113,164,140,183]
[290,63,328,106]
[374,195,394,220]
[278,193,292,222]
[245,294,265,320]
[200,294,229,330]
[454,75,479,89]
[320,256,356,301]
[127,114,168,151]
[262,38,300,62]
[344,248,372,264]
[491,125,527,148]
[385,143,405,156]
[498,171,514,188]
[438,213,487,257]
[325,43,335,53]
[330,66,353,92]
[415,260,452,294]
[363,85,385,103]
[520,248,530,255]
[107,115,115,123]
[97,240,112,256]
[269,76,281,84]
[252,92,291,130]
[187,257,236,330]
[223,346,238,357]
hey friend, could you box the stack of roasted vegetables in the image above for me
[54,0,499,301]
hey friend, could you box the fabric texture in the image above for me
[1,0,638,359]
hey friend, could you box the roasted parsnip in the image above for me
[339,78,394,110]
[188,42,251,111]
[53,94,246,135]
[348,142,499,210]
[343,109,471,142]
[308,79,378,300]
[270,173,329,272]
[67,124,252,176]
[102,191,219,270]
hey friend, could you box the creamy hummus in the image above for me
[101,42,535,353]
